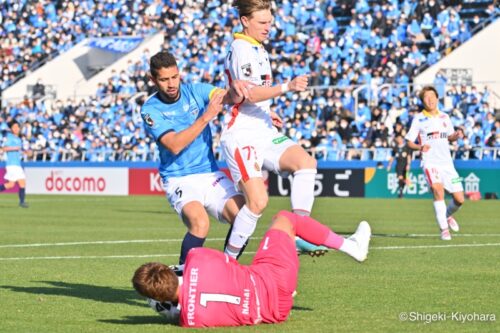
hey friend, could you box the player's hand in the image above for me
[204,90,226,121]
[454,130,464,140]
[231,80,256,100]
[270,111,283,129]
[420,144,431,152]
[288,74,309,92]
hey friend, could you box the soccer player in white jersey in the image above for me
[221,0,323,258]
[405,86,464,240]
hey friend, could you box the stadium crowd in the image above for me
[1,0,499,162]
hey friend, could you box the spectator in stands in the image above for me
[1,0,497,163]
[32,78,45,99]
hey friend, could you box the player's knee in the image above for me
[299,154,317,169]
[247,195,268,214]
[187,218,210,238]
[454,196,465,206]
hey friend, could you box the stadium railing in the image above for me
[3,147,497,163]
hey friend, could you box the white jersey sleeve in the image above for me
[444,114,454,137]
[225,41,263,86]
[405,115,421,143]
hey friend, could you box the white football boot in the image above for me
[347,221,371,262]
[440,228,452,241]
[447,216,460,232]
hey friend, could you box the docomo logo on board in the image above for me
[26,167,129,195]
[45,171,106,192]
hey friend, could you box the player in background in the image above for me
[386,134,412,198]
[0,120,29,208]
[141,51,253,267]
[222,0,321,259]
[405,86,464,240]
[132,212,371,328]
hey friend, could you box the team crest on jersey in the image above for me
[143,113,154,127]
[241,63,252,77]
[443,122,447,128]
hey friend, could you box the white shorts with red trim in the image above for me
[423,164,463,193]
[163,171,241,223]
[220,127,296,184]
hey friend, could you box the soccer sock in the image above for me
[278,211,344,249]
[179,232,205,265]
[291,169,317,216]
[19,187,26,204]
[446,200,461,217]
[0,184,5,192]
[433,200,448,230]
[398,179,405,196]
[225,205,260,258]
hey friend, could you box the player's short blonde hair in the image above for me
[132,262,178,302]
[419,86,439,102]
[234,0,272,18]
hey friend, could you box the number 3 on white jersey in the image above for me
[199,293,241,307]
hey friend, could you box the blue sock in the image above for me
[19,188,26,204]
[0,184,5,192]
[179,232,205,265]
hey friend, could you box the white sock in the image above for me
[433,200,448,230]
[446,200,461,217]
[339,238,358,257]
[291,169,317,215]
[225,205,260,258]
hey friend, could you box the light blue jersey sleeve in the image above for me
[140,98,175,143]
[191,83,222,113]
[4,133,22,166]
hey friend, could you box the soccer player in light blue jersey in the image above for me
[0,120,28,208]
[141,51,253,266]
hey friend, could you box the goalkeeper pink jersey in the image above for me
[179,230,298,327]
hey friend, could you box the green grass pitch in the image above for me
[1,195,499,333]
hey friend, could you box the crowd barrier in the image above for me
[0,161,498,199]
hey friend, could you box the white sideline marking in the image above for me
[1,243,500,261]
[372,243,500,250]
[0,237,242,249]
[373,233,500,238]
[2,234,500,249]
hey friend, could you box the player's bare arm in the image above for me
[448,130,463,142]
[270,111,283,128]
[386,157,394,171]
[2,146,21,152]
[244,74,309,104]
[407,140,430,152]
[160,91,226,155]
[224,80,255,104]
